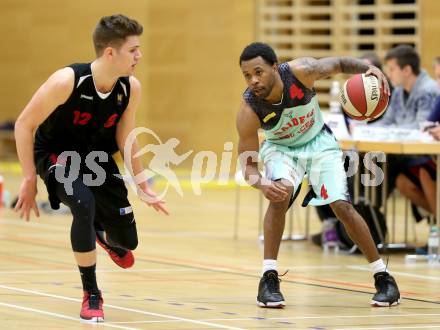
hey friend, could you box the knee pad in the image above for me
[70,194,96,252]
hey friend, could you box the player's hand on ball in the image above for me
[365,65,390,96]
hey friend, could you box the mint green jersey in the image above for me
[243,62,325,147]
[263,95,325,147]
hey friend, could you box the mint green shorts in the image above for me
[259,127,349,206]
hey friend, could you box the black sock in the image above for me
[78,264,99,294]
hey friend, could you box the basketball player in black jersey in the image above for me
[14,14,168,322]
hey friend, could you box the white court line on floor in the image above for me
[0,265,347,275]
[335,325,440,330]
[348,265,440,281]
[0,284,245,330]
[4,285,438,329]
[108,313,440,324]
[0,302,140,330]
[0,268,198,275]
[243,265,344,271]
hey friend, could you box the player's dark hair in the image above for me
[93,14,143,56]
[385,45,420,75]
[239,42,278,66]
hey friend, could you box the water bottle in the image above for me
[322,218,339,253]
[428,226,439,262]
[329,81,342,113]
[2,189,10,208]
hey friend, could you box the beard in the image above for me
[261,75,276,100]
[254,74,276,100]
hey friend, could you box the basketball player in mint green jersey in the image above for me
[237,42,400,308]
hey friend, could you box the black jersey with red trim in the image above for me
[34,63,131,156]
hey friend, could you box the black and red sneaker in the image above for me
[96,234,134,269]
[80,291,104,322]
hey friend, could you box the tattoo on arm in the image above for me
[339,57,370,74]
[297,57,338,79]
[298,57,360,80]
[295,56,371,82]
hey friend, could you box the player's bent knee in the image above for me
[269,199,291,214]
[330,200,353,218]
[71,230,96,252]
[79,199,95,215]
[71,193,95,218]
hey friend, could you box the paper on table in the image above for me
[322,112,352,140]
[351,125,435,142]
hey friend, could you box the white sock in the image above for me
[369,259,387,275]
[262,259,277,275]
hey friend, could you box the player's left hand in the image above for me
[138,186,169,215]
[14,176,40,221]
[365,65,390,96]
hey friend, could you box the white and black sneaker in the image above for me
[257,270,285,308]
[371,272,400,307]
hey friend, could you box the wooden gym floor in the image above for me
[0,167,440,329]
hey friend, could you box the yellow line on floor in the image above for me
[0,162,252,190]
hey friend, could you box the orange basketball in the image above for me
[339,74,389,121]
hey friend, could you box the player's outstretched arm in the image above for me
[14,68,74,221]
[289,57,390,95]
[116,76,169,215]
[236,101,288,202]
